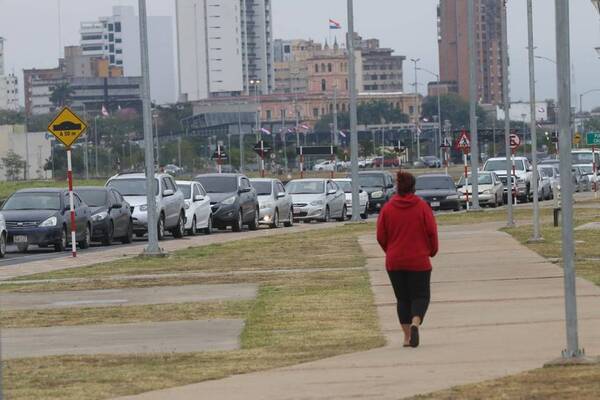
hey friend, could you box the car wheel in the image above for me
[79,224,91,249]
[232,210,243,232]
[270,209,279,229]
[284,208,294,227]
[0,232,6,258]
[102,221,114,246]
[122,221,134,244]
[361,203,369,220]
[249,208,259,231]
[321,206,331,223]
[172,212,185,239]
[189,216,198,236]
[337,205,347,222]
[55,227,67,252]
[204,215,213,235]
[157,214,165,241]
[17,243,28,253]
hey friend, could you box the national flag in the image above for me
[329,19,342,30]
[101,105,109,117]
[260,127,271,135]
[339,130,347,138]
[300,124,310,130]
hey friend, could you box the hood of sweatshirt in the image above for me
[389,194,421,209]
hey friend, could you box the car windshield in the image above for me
[2,192,61,210]
[416,177,454,190]
[539,168,554,178]
[107,178,159,196]
[484,160,525,171]
[357,175,385,187]
[251,182,272,196]
[572,153,594,164]
[334,181,353,193]
[286,181,324,194]
[196,176,238,193]
[178,184,192,198]
[76,189,107,207]
[578,165,593,174]
[457,174,493,186]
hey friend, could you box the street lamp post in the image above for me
[467,0,480,210]
[250,79,262,169]
[418,67,443,164]
[501,0,514,226]
[579,89,600,114]
[410,58,421,160]
[347,0,360,222]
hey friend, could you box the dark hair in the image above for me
[396,171,416,195]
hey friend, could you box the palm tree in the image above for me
[50,83,74,108]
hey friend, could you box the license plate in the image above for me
[14,235,28,244]
[431,201,440,207]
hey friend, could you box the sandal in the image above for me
[409,325,420,348]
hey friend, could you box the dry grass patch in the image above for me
[410,364,600,400]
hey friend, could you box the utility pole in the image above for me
[347,0,360,222]
[468,0,480,209]
[501,0,514,226]
[555,0,583,361]
[94,116,99,177]
[238,104,244,172]
[528,0,542,242]
[138,0,162,256]
[411,58,421,160]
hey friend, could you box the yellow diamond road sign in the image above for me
[574,132,582,145]
[47,106,88,148]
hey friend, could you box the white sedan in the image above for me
[0,213,6,258]
[176,180,212,235]
[333,179,369,219]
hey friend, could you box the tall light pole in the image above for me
[501,0,514,226]
[410,58,421,160]
[347,0,360,222]
[527,0,542,242]
[250,79,262,167]
[579,89,600,114]
[417,67,443,161]
[467,0,480,210]
[555,0,583,361]
[138,0,162,256]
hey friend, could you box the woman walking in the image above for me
[376,171,438,348]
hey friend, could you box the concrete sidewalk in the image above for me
[115,222,600,400]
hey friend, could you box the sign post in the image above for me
[441,137,452,176]
[300,146,304,179]
[253,140,272,178]
[211,145,228,174]
[587,133,600,198]
[456,131,471,210]
[47,106,88,258]
[510,133,522,206]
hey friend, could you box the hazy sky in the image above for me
[1,0,600,109]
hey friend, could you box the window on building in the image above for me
[321,79,327,91]
[321,63,326,72]
[109,33,114,42]
[409,106,415,115]
[266,110,272,120]
[345,79,348,90]
[328,63,332,73]
[315,64,319,73]
[108,23,114,31]
[109,44,115,53]
[110,55,115,63]
[313,108,319,118]
[115,22,121,32]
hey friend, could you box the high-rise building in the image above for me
[176,0,274,102]
[356,36,405,93]
[0,37,5,76]
[0,37,19,111]
[437,0,505,105]
[80,6,176,104]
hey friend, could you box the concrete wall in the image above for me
[0,125,52,181]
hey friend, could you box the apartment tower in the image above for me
[437,0,505,105]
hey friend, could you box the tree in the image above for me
[421,93,487,129]
[315,100,409,132]
[1,150,26,181]
[49,83,74,108]
[0,110,25,125]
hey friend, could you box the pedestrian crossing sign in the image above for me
[455,131,471,151]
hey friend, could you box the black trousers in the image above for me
[387,270,431,325]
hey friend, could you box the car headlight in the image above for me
[310,200,324,206]
[260,202,274,210]
[221,196,236,205]
[139,204,148,212]
[39,216,58,227]
[446,194,459,200]
[91,211,108,222]
[184,200,191,210]
[371,191,384,199]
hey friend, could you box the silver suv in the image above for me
[106,173,186,240]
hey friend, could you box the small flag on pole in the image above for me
[339,130,347,138]
[101,105,109,117]
[260,127,272,135]
[329,19,342,30]
[300,124,310,130]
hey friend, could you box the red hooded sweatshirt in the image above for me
[377,194,439,272]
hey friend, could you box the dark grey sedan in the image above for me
[415,174,461,211]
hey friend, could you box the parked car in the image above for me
[332,178,369,219]
[572,149,600,168]
[106,172,186,240]
[372,156,399,168]
[575,164,598,190]
[76,187,133,245]
[538,165,559,198]
[0,213,6,258]
[313,160,337,172]
[194,173,259,232]
[456,171,504,207]
[572,166,591,192]
[415,174,461,211]
[354,171,396,213]
[286,179,346,222]
[164,164,184,176]
[420,156,442,168]
[0,189,91,252]
[483,157,533,202]
[250,178,294,228]
[177,180,213,235]
[535,170,553,201]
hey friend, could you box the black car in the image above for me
[0,188,91,252]
[415,174,461,211]
[76,187,134,245]
[194,173,259,232]
[354,171,396,213]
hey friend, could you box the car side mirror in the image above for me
[194,195,204,202]
[359,189,364,193]
[111,203,122,209]
[386,183,394,189]
[276,192,286,199]
[163,189,174,197]
[327,189,337,195]
[239,187,251,193]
